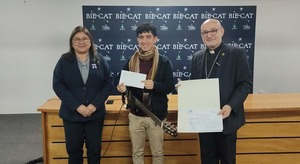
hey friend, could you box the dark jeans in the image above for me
[199,132,237,164]
[63,118,104,164]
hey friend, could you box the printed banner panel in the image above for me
[83,6,256,83]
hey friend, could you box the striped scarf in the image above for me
[128,46,159,80]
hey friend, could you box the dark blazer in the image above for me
[53,52,113,122]
[190,42,252,134]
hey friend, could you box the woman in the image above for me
[53,26,113,164]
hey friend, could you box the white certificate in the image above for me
[119,70,146,89]
[177,78,223,133]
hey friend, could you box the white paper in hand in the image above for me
[119,70,146,89]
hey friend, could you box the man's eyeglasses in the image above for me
[201,28,219,37]
[73,37,90,44]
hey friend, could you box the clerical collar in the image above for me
[208,43,223,54]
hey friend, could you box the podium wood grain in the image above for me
[38,94,300,164]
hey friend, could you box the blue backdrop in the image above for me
[82,6,256,92]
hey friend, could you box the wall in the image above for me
[0,0,299,114]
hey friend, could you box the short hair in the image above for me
[136,23,157,37]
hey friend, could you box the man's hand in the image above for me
[175,78,182,90]
[218,104,232,119]
[117,82,127,93]
[142,80,154,90]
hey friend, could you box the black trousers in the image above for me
[63,118,104,164]
[199,132,237,164]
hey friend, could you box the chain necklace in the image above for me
[205,49,221,79]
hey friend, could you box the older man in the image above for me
[190,19,252,164]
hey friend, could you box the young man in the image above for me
[190,19,252,164]
[116,23,175,164]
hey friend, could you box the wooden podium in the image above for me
[37,94,300,164]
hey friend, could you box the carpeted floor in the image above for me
[0,114,43,164]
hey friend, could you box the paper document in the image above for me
[119,70,146,89]
[177,78,223,133]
